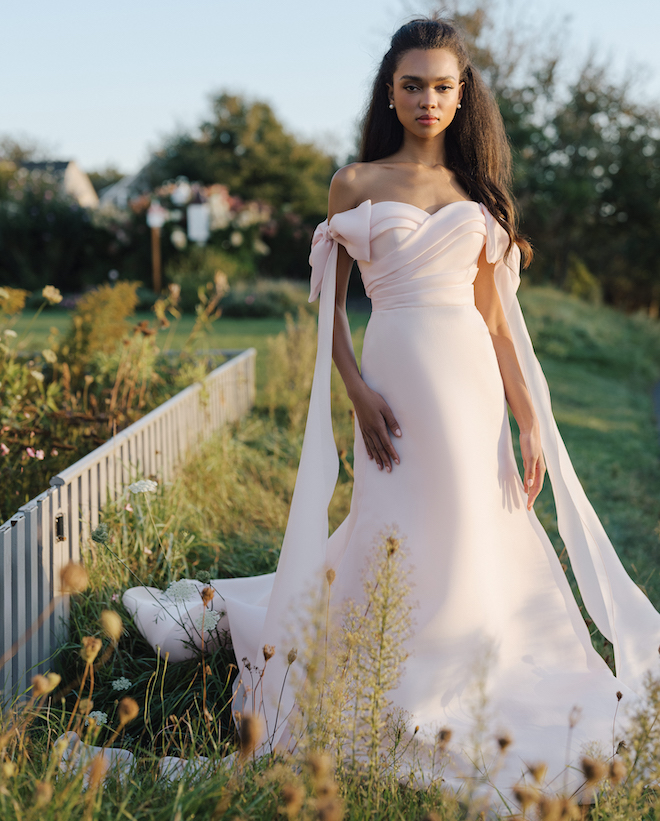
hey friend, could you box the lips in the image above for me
[417,116,438,124]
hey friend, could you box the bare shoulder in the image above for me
[328,163,379,219]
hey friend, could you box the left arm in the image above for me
[473,246,546,510]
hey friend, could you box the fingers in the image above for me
[361,421,400,472]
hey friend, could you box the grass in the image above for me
[2,286,660,819]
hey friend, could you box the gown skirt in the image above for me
[123,199,660,799]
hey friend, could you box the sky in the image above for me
[1,0,659,175]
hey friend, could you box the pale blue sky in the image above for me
[1,0,658,173]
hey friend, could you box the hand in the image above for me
[351,382,401,472]
[519,425,545,510]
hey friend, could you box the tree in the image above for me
[150,93,336,221]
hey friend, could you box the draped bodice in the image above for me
[309,199,521,312]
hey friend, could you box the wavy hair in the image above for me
[359,17,532,266]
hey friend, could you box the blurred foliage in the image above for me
[220,279,313,319]
[0,282,224,524]
[87,165,123,194]
[149,93,336,220]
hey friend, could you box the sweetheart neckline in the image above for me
[330,198,482,222]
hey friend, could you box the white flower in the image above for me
[170,228,187,250]
[29,370,44,382]
[41,348,57,364]
[111,677,132,691]
[194,608,221,635]
[85,710,108,726]
[3,329,17,338]
[165,579,199,604]
[229,230,243,247]
[129,479,158,494]
[42,285,63,305]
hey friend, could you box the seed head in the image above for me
[33,780,53,807]
[437,727,452,749]
[195,570,211,584]
[538,795,579,820]
[238,713,263,760]
[280,782,305,818]
[307,752,332,782]
[80,636,102,663]
[513,784,539,812]
[616,690,623,702]
[79,698,94,715]
[91,522,109,546]
[326,568,336,586]
[31,675,51,696]
[46,672,61,691]
[386,535,400,555]
[118,697,139,726]
[201,586,214,607]
[581,756,607,786]
[100,610,123,642]
[87,754,106,790]
[568,706,582,729]
[527,762,548,784]
[287,648,298,665]
[497,733,512,752]
[60,562,89,594]
[608,758,626,785]
[263,644,275,662]
[2,761,17,778]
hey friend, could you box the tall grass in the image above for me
[1,289,660,819]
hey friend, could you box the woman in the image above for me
[124,17,660,800]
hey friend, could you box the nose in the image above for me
[420,89,437,109]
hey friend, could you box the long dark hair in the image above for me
[359,17,532,266]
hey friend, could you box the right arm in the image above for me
[328,167,402,473]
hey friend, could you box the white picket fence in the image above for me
[0,348,256,704]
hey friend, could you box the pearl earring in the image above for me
[457,103,462,109]
[389,103,394,109]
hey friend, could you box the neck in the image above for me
[395,132,447,167]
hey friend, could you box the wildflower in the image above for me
[124,503,133,512]
[117,697,139,726]
[307,752,332,782]
[238,713,263,760]
[2,761,17,778]
[143,546,153,555]
[85,710,108,727]
[33,780,53,807]
[26,446,36,457]
[194,608,220,634]
[80,636,103,664]
[50,448,58,456]
[111,593,119,602]
[0,443,9,456]
[581,756,607,786]
[41,348,57,364]
[437,727,452,749]
[288,648,298,665]
[30,369,44,382]
[35,449,45,460]
[165,579,199,604]
[91,522,109,546]
[31,673,60,696]
[527,762,548,784]
[326,568,336,586]
[129,479,158,494]
[201,586,214,606]
[609,758,626,784]
[100,609,123,642]
[84,374,94,385]
[497,733,512,752]
[79,698,94,715]
[513,784,539,813]
[230,230,243,247]
[538,795,579,820]
[111,677,132,692]
[0,287,9,300]
[280,783,305,818]
[60,561,89,594]
[196,570,211,584]
[263,644,275,662]
[168,283,181,303]
[42,285,63,305]
[3,329,17,338]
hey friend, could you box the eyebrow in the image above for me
[398,74,457,82]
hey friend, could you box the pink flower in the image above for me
[124,503,133,513]
[51,448,58,456]
[143,547,153,555]
[0,443,9,456]
[26,447,36,458]
[35,449,45,460]
[111,593,119,602]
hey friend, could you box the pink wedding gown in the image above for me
[124,200,660,798]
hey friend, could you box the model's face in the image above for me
[387,48,464,139]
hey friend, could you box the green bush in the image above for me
[220,279,313,319]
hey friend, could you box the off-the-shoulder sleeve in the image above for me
[481,203,660,692]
